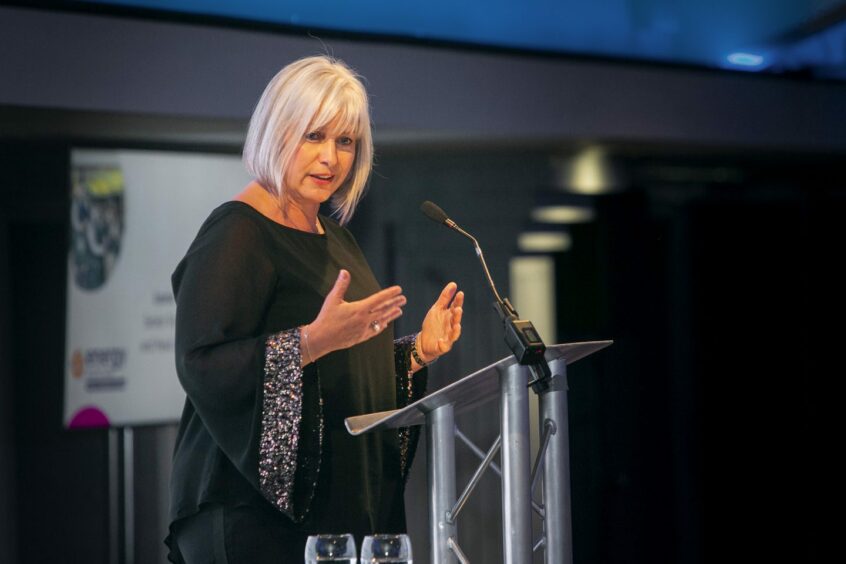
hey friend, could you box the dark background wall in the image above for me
[1,4,843,564]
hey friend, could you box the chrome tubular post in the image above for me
[499,363,533,563]
[427,404,457,564]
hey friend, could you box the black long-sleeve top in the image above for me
[167,202,426,546]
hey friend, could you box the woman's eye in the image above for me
[337,136,355,147]
[305,131,324,141]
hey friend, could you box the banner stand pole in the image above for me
[108,427,135,564]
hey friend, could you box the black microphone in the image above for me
[420,201,504,307]
[420,200,449,225]
[420,201,550,377]
[420,201,473,237]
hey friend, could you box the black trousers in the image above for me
[171,504,309,563]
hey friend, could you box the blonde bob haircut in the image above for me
[243,55,373,225]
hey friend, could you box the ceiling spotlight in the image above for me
[531,205,595,224]
[518,231,572,253]
[553,146,620,194]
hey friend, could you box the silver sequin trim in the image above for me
[394,334,419,477]
[260,328,304,518]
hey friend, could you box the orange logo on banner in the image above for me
[71,350,84,378]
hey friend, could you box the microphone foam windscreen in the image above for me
[420,200,449,224]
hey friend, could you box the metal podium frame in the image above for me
[345,340,612,564]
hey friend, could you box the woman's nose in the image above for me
[318,140,338,166]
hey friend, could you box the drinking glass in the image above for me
[304,533,357,563]
[359,534,412,563]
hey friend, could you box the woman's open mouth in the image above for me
[309,174,335,185]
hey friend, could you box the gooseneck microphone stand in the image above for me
[419,201,554,391]
[419,200,578,563]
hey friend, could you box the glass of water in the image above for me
[304,533,357,563]
[360,534,412,563]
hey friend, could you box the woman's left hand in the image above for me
[417,282,464,364]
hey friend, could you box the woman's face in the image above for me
[284,120,356,208]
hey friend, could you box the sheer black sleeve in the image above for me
[172,211,321,522]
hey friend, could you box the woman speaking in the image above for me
[165,56,464,562]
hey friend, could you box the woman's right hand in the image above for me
[302,269,405,363]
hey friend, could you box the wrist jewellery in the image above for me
[412,332,437,367]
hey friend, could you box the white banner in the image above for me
[64,148,250,428]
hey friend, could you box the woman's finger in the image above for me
[361,285,404,309]
[450,302,463,320]
[451,290,465,310]
[367,295,406,315]
[434,282,458,308]
[451,322,462,343]
[382,307,404,326]
[441,319,460,346]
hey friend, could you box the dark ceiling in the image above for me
[67,0,846,81]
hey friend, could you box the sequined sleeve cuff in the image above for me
[394,334,428,479]
[259,328,323,522]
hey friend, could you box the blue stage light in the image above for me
[726,52,765,68]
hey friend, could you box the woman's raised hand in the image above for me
[304,270,406,361]
[416,282,464,364]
